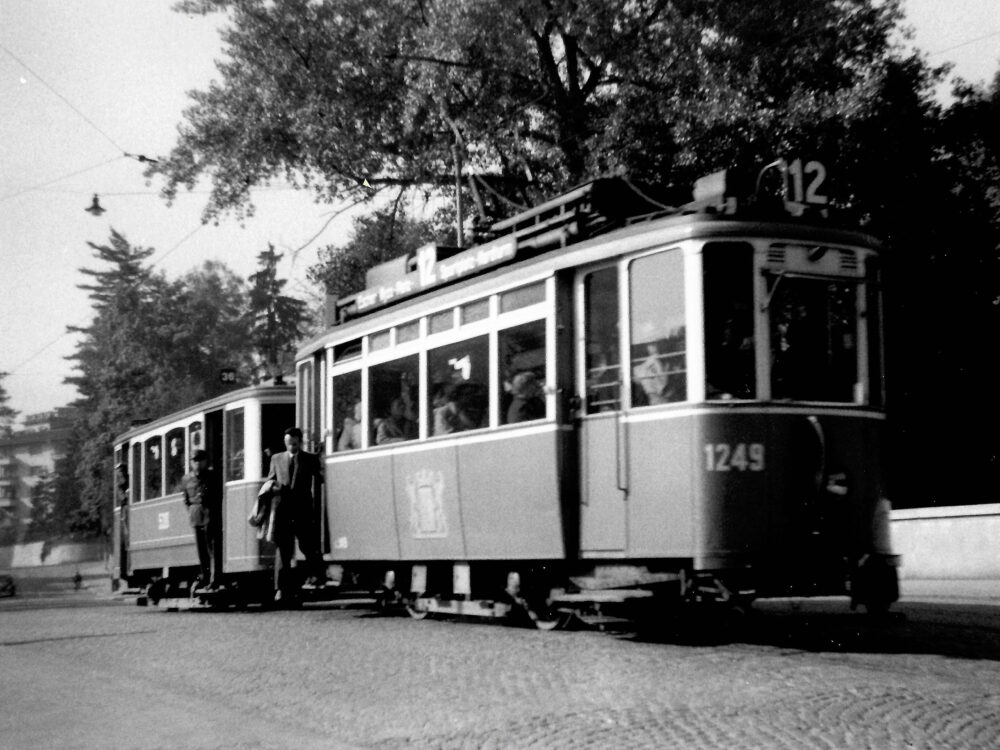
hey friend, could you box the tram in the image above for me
[295,159,898,625]
[112,383,297,604]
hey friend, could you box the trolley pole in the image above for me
[453,141,464,247]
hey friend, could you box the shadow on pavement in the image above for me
[629,597,1000,661]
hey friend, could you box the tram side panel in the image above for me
[327,455,400,560]
[458,430,564,559]
[326,428,566,563]
[127,493,197,572]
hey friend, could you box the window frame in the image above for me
[321,274,555,452]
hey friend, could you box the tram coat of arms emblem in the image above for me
[407,469,448,538]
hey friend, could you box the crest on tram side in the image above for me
[407,469,448,539]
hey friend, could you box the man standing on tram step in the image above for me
[183,449,223,591]
[264,426,326,605]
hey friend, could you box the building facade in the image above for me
[0,408,76,543]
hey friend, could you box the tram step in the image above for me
[414,597,512,619]
[575,614,635,631]
[551,589,655,605]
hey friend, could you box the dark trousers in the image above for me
[194,524,222,585]
[273,514,322,597]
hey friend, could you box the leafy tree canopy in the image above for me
[249,244,309,380]
[308,199,453,299]
[61,230,309,538]
[151,0,928,223]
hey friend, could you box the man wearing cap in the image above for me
[182,449,222,591]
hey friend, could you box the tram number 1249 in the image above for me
[704,443,765,472]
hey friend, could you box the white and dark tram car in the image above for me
[295,159,899,626]
[112,384,297,603]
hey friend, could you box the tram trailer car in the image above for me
[112,384,297,604]
[296,161,898,626]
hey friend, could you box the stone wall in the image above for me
[891,504,1000,579]
[0,539,105,570]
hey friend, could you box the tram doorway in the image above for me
[577,264,627,553]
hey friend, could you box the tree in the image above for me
[248,245,309,382]
[150,0,920,223]
[308,200,451,300]
[27,455,83,541]
[0,372,16,438]
[64,230,260,539]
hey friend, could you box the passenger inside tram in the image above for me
[706,304,755,400]
[585,344,620,413]
[633,341,671,405]
[375,373,418,445]
[506,370,545,423]
[337,401,362,451]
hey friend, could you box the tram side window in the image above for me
[165,427,186,494]
[769,276,858,402]
[427,335,489,436]
[370,355,419,445]
[584,267,620,413]
[298,361,313,445]
[630,250,686,406]
[704,242,756,400]
[144,436,162,500]
[188,421,203,457]
[333,371,363,451]
[130,444,141,503]
[225,408,245,481]
[500,320,547,424]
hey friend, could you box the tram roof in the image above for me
[113,382,295,446]
[298,173,882,358]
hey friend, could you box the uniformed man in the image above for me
[182,449,222,591]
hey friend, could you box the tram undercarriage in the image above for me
[369,555,899,630]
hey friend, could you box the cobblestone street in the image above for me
[2,596,999,749]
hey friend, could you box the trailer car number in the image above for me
[704,443,765,472]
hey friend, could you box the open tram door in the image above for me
[112,443,130,588]
[575,263,628,553]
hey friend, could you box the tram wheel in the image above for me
[146,578,167,606]
[405,594,429,620]
[530,610,570,631]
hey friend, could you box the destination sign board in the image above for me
[355,236,517,313]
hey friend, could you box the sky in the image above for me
[1,0,998,421]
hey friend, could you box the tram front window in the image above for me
[769,276,859,402]
[629,250,686,406]
[704,242,755,400]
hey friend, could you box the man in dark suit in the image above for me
[264,426,325,604]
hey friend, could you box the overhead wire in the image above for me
[1,42,126,154]
[5,220,207,378]
[0,156,126,204]
[929,29,1000,57]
